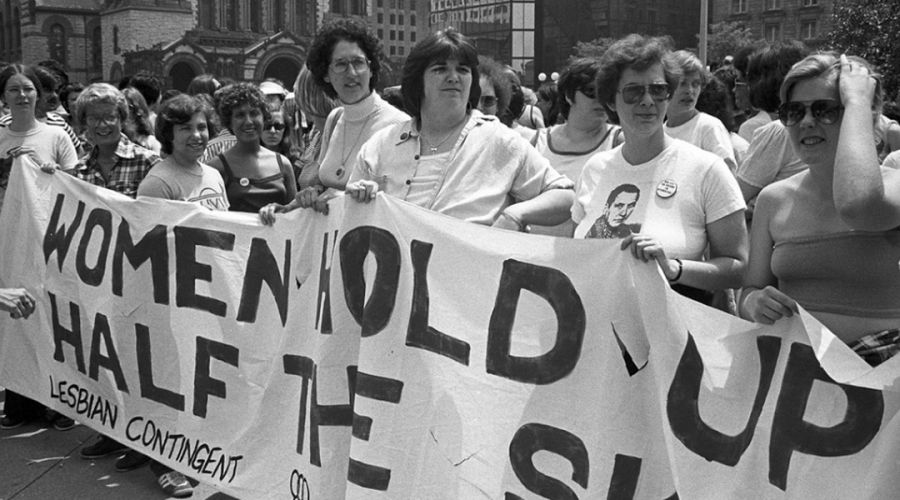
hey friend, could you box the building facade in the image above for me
[429,0,702,87]
[711,0,832,47]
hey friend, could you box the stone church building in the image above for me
[1,0,339,90]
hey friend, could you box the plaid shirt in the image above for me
[74,134,160,198]
[849,328,900,367]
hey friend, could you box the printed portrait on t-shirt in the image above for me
[587,183,642,239]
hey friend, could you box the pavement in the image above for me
[1,390,229,500]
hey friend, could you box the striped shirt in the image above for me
[73,134,160,198]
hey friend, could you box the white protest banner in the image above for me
[1,157,899,499]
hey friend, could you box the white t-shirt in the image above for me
[665,112,736,170]
[573,139,745,260]
[0,122,78,211]
[882,150,900,170]
[735,119,806,189]
[137,161,229,211]
[533,124,622,182]
[0,121,78,168]
[738,109,772,143]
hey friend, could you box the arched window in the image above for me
[48,23,66,65]
[250,0,260,32]
[113,26,120,54]
[12,7,21,59]
[200,0,215,29]
[0,13,6,57]
[224,0,237,31]
[91,27,102,73]
[273,0,284,31]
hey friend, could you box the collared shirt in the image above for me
[349,111,573,226]
[74,134,160,198]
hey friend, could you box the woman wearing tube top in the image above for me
[740,52,900,366]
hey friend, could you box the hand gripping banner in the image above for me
[1,157,898,499]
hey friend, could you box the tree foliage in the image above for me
[572,37,616,61]
[706,21,759,67]
[828,0,900,101]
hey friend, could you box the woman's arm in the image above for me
[495,188,574,230]
[738,188,797,323]
[833,55,900,230]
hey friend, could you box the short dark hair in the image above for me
[60,82,85,113]
[307,18,383,99]
[746,41,808,113]
[557,57,603,120]
[606,183,640,207]
[155,93,214,155]
[119,72,163,108]
[696,75,736,132]
[215,82,271,134]
[0,64,43,105]
[401,27,481,122]
[36,59,68,89]
[187,74,220,97]
[595,34,681,121]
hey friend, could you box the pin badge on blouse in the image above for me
[239,178,250,187]
[656,179,677,199]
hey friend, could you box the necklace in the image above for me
[420,116,467,154]
[340,112,376,167]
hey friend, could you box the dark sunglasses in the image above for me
[479,95,498,108]
[778,100,843,127]
[618,83,670,104]
[578,86,597,99]
[264,121,286,131]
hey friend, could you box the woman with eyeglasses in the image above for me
[529,58,622,236]
[572,35,747,305]
[207,82,297,214]
[340,28,573,229]
[741,53,900,365]
[264,18,407,219]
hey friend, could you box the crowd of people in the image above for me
[2,17,900,498]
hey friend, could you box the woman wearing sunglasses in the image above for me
[261,104,302,183]
[340,28,573,229]
[572,34,747,305]
[741,53,900,365]
[529,58,622,236]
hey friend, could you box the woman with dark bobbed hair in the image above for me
[337,28,573,229]
[288,17,407,212]
[572,34,746,305]
[529,57,622,236]
[207,82,296,213]
[742,53,900,365]
[735,42,809,204]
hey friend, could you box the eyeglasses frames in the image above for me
[617,83,671,105]
[264,121,286,131]
[329,57,370,74]
[778,100,843,127]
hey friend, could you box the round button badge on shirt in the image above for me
[656,179,677,199]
